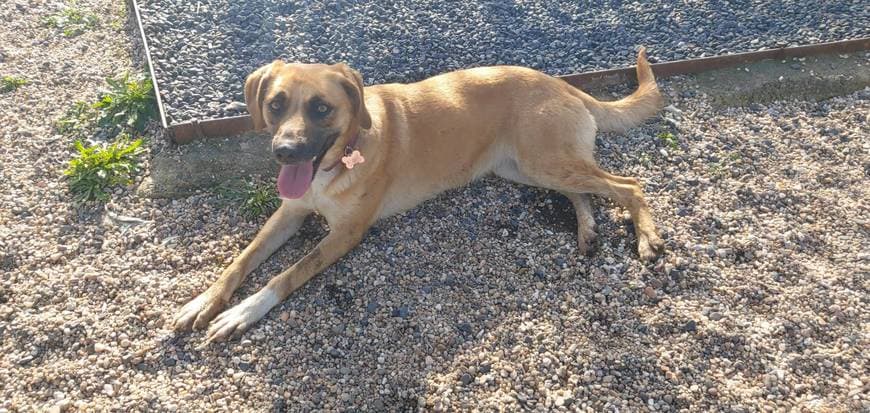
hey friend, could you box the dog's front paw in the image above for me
[204,289,280,344]
[637,232,665,261]
[173,291,226,332]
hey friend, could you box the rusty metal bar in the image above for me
[130,0,169,129]
[171,115,255,144]
[158,36,869,144]
[560,37,870,89]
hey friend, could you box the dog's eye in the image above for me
[315,104,331,115]
[269,100,282,113]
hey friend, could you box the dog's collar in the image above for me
[322,131,361,172]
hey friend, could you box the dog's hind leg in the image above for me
[521,156,663,261]
[494,160,597,255]
[173,200,311,331]
[560,192,597,255]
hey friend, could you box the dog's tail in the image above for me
[570,47,663,133]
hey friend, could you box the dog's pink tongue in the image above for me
[277,161,314,199]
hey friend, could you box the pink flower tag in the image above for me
[341,150,365,169]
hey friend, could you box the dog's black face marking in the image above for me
[268,93,286,115]
[307,96,334,122]
[271,123,341,168]
[310,131,341,179]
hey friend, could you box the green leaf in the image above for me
[64,136,144,203]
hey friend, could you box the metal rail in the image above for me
[128,4,868,145]
[130,0,169,129]
[560,37,870,90]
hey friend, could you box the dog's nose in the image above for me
[274,144,298,164]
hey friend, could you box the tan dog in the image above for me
[173,48,665,343]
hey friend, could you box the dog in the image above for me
[173,48,665,343]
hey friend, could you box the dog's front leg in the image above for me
[173,201,310,331]
[203,215,372,343]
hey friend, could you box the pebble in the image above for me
[683,320,698,333]
[223,101,246,112]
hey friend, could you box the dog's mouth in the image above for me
[276,133,340,199]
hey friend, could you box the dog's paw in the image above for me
[577,229,598,256]
[637,232,665,261]
[204,289,280,344]
[173,291,225,332]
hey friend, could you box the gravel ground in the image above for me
[2,1,869,412]
[136,0,870,123]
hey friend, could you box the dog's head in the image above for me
[244,61,371,198]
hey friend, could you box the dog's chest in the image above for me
[304,169,364,220]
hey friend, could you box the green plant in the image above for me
[109,2,127,31]
[657,131,679,150]
[44,6,99,37]
[55,101,97,137]
[727,152,741,163]
[55,73,156,137]
[64,137,144,202]
[238,182,281,220]
[93,73,156,133]
[707,151,742,179]
[707,161,726,178]
[637,152,652,167]
[1,76,28,93]
[218,180,281,220]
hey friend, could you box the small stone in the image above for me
[682,320,697,333]
[279,311,290,321]
[554,394,574,407]
[460,373,473,385]
[643,286,656,299]
[820,127,840,137]
[709,312,724,321]
[49,399,71,413]
[391,306,410,318]
[94,343,108,353]
[223,101,246,112]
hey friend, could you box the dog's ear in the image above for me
[333,63,372,130]
[244,62,276,131]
